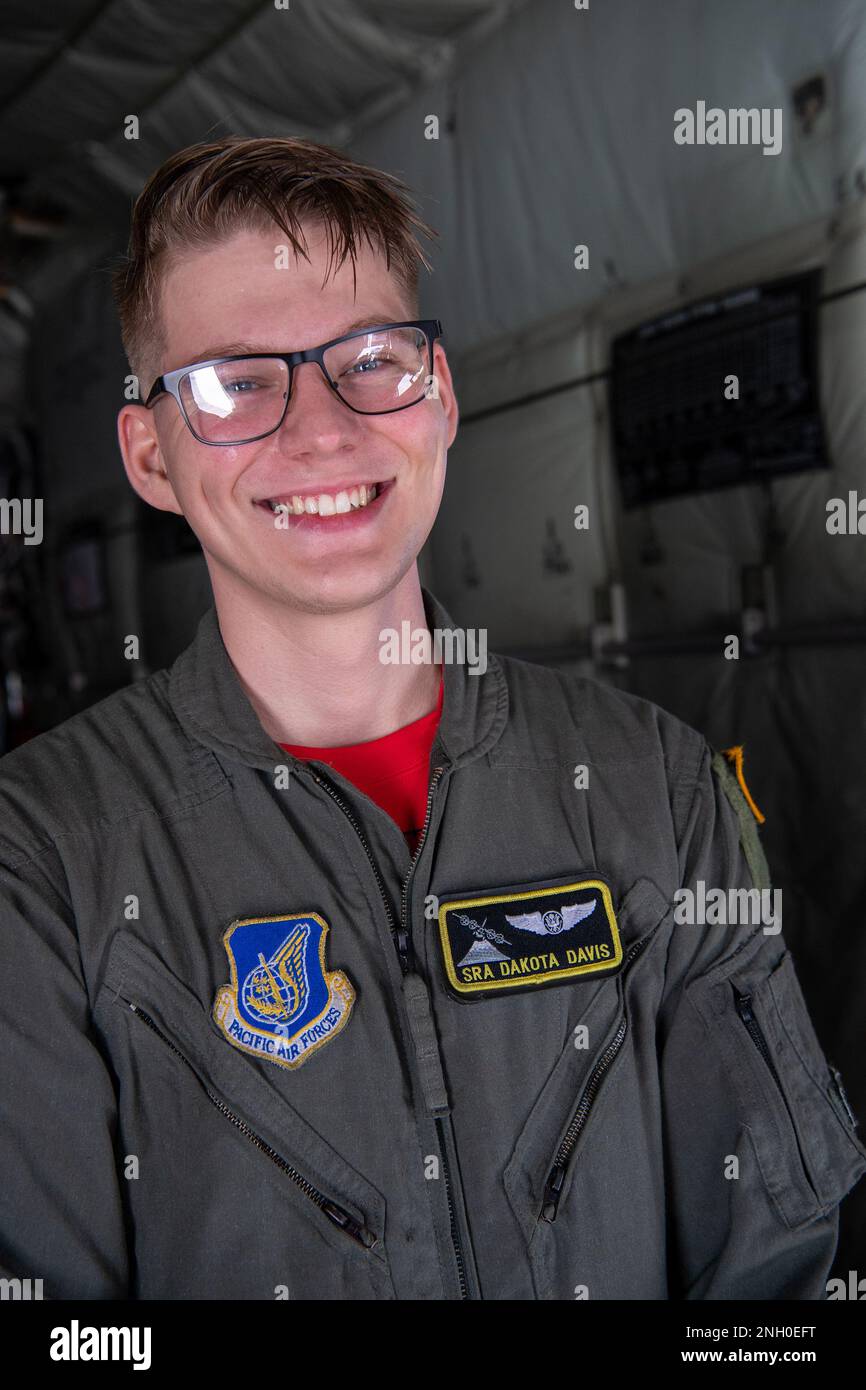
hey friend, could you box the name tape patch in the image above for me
[438,878,623,999]
[213,913,355,1069]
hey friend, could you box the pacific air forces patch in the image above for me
[213,913,355,1069]
[438,877,623,1000]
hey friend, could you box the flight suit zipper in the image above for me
[436,1115,470,1300]
[312,764,445,975]
[400,766,447,970]
[310,762,475,1299]
[124,1001,377,1248]
[541,927,660,1223]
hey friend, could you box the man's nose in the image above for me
[284,358,344,416]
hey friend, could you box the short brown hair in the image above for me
[111,135,439,390]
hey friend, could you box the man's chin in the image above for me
[207,550,412,620]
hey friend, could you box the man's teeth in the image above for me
[269,483,380,516]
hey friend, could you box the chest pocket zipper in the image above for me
[540,925,662,1223]
[124,997,378,1250]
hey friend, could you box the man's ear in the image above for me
[431,343,459,449]
[117,403,184,516]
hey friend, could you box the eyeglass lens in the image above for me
[178,326,432,442]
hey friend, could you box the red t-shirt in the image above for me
[279,671,444,855]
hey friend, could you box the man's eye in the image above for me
[224,378,262,394]
[345,354,395,375]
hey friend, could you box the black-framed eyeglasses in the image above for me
[143,319,443,446]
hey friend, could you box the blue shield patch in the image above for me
[213,913,355,1070]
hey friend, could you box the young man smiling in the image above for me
[0,136,863,1302]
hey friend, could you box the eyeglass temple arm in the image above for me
[143,377,167,408]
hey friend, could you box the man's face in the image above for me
[118,221,458,617]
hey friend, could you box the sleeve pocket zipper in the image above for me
[540,927,659,1224]
[829,1066,859,1129]
[124,999,378,1251]
[731,982,819,1203]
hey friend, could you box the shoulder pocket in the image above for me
[689,945,866,1230]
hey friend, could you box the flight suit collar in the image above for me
[169,586,508,773]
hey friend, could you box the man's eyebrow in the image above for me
[192,340,265,360]
[190,317,403,363]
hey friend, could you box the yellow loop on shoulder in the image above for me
[721,744,765,824]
